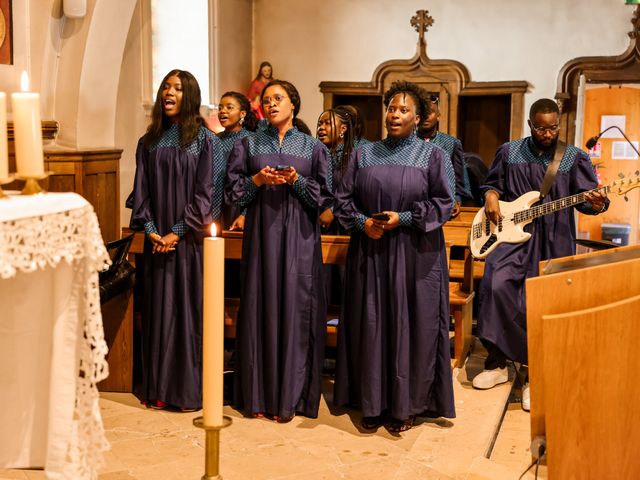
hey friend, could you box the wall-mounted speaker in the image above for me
[63,0,87,19]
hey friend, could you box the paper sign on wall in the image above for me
[611,141,639,160]
[600,115,626,139]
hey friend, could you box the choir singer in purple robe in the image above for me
[128,69,224,412]
[225,80,331,422]
[333,81,456,433]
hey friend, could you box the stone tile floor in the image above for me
[1,343,546,479]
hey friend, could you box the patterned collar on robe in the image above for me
[511,137,583,173]
[357,134,456,204]
[217,128,252,158]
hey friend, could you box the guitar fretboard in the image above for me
[513,185,611,224]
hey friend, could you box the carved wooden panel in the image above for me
[319,10,529,153]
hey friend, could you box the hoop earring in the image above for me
[339,132,344,138]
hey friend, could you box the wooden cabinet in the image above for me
[7,120,123,243]
[43,148,123,243]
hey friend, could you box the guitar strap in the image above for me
[539,140,567,200]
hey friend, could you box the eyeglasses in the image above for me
[262,94,288,106]
[530,123,560,134]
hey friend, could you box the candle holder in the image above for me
[0,176,14,199]
[15,172,51,195]
[193,415,233,480]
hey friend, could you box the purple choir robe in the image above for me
[333,135,456,420]
[225,125,330,419]
[129,124,221,410]
[477,138,607,364]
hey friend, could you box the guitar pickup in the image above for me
[479,233,498,255]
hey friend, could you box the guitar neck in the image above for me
[515,185,610,223]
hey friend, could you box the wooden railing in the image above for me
[122,208,481,367]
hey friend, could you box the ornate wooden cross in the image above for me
[410,9,434,45]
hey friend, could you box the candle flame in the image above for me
[20,71,29,92]
[210,223,217,237]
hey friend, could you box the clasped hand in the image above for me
[364,211,400,240]
[253,166,298,187]
[149,232,180,254]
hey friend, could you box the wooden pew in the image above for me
[446,207,485,282]
[123,221,477,367]
[443,222,475,369]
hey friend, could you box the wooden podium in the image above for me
[526,244,640,479]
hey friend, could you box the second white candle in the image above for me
[12,72,44,178]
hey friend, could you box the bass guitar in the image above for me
[469,173,640,259]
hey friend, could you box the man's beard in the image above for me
[418,123,437,140]
[531,135,558,152]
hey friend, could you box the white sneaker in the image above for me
[521,384,530,412]
[472,367,508,389]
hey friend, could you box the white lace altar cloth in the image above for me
[0,192,111,480]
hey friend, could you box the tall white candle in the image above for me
[203,223,225,426]
[11,72,44,177]
[0,93,8,180]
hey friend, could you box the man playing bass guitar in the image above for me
[472,98,608,411]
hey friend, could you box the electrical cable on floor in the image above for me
[518,457,542,479]
[518,458,537,479]
[518,437,545,479]
[509,359,526,388]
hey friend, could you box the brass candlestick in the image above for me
[0,176,14,199]
[193,415,233,480]
[15,172,51,195]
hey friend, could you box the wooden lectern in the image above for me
[526,244,640,479]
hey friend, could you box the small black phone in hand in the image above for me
[275,165,292,172]
[371,213,390,221]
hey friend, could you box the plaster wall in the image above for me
[253,0,633,129]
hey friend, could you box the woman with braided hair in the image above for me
[316,105,358,233]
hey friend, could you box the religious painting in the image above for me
[0,0,12,65]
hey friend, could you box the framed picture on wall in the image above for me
[0,0,12,65]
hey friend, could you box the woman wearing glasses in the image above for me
[225,80,331,422]
[333,81,456,432]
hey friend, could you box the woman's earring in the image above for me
[339,132,344,138]
[240,116,245,125]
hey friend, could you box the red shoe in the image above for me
[144,399,168,410]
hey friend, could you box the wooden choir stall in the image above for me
[526,243,640,479]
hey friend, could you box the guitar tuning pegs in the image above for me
[618,172,625,179]
[625,195,629,202]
